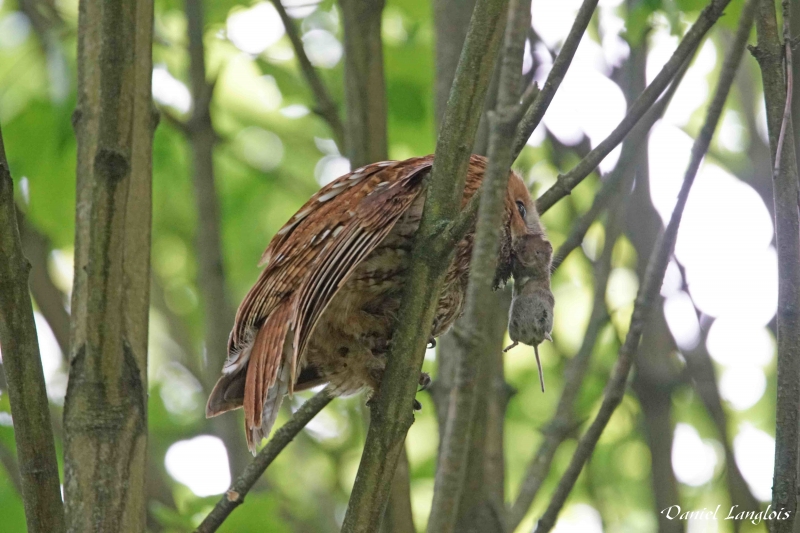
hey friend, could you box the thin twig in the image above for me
[534,0,733,214]
[269,0,345,148]
[512,0,600,158]
[0,123,65,533]
[195,388,333,533]
[532,3,752,528]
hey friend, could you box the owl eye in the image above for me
[516,200,527,219]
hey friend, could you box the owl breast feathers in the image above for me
[206,154,543,452]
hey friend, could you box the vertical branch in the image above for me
[432,2,510,529]
[433,0,479,127]
[63,0,155,529]
[183,0,251,476]
[340,0,508,530]
[532,3,753,528]
[427,1,531,531]
[339,0,388,166]
[0,128,65,533]
[751,1,800,530]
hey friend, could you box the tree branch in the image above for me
[512,0,600,158]
[0,126,65,533]
[194,388,332,533]
[427,1,531,531]
[63,0,155,527]
[751,0,800,529]
[550,57,689,269]
[17,213,70,358]
[0,439,23,497]
[269,0,345,148]
[534,0,733,214]
[184,0,252,475]
[340,0,508,530]
[532,4,749,526]
[339,0,388,166]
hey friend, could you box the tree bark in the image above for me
[427,1,531,530]
[339,0,388,167]
[751,1,800,531]
[63,0,155,530]
[0,125,65,533]
[183,0,251,478]
[340,0,507,529]
[432,2,509,530]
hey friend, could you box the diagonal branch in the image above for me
[195,388,333,533]
[534,0,734,214]
[512,0,600,158]
[269,0,345,148]
[0,122,65,533]
[532,4,752,528]
[550,56,689,270]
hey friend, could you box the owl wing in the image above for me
[206,156,434,451]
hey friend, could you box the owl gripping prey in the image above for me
[206,155,545,453]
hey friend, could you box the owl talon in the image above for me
[413,399,423,411]
[418,372,431,391]
[544,332,553,342]
[427,338,436,349]
[503,341,518,353]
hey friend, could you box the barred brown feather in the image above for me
[206,154,543,453]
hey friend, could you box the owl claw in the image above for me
[503,341,518,353]
[418,372,432,391]
[427,338,436,349]
[544,332,553,342]
[413,399,423,411]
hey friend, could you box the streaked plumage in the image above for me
[206,154,543,452]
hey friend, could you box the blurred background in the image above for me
[0,0,780,531]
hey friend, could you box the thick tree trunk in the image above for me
[63,0,155,530]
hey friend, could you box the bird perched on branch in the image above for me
[206,154,546,453]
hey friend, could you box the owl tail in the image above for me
[246,361,291,454]
[243,301,295,454]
